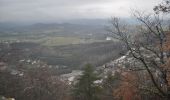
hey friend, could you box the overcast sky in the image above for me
[0,0,162,23]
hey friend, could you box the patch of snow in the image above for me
[60,70,82,84]
[94,79,103,84]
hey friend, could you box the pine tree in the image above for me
[72,64,101,100]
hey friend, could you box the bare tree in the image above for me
[108,12,169,98]
[154,0,170,13]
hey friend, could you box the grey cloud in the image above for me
[0,0,162,23]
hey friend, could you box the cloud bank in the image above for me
[0,0,162,23]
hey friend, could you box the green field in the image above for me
[41,36,82,46]
[0,35,81,45]
[0,35,105,46]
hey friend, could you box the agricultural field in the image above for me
[0,35,106,46]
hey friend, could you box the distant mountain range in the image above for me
[0,23,107,39]
[0,18,138,37]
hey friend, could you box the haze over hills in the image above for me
[0,18,140,40]
[0,18,127,72]
[1,0,170,100]
[0,21,107,37]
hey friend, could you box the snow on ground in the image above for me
[60,70,82,84]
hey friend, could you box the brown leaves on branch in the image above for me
[113,70,141,100]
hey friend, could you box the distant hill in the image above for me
[0,22,107,38]
[0,18,138,35]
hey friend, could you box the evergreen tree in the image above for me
[72,64,101,100]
